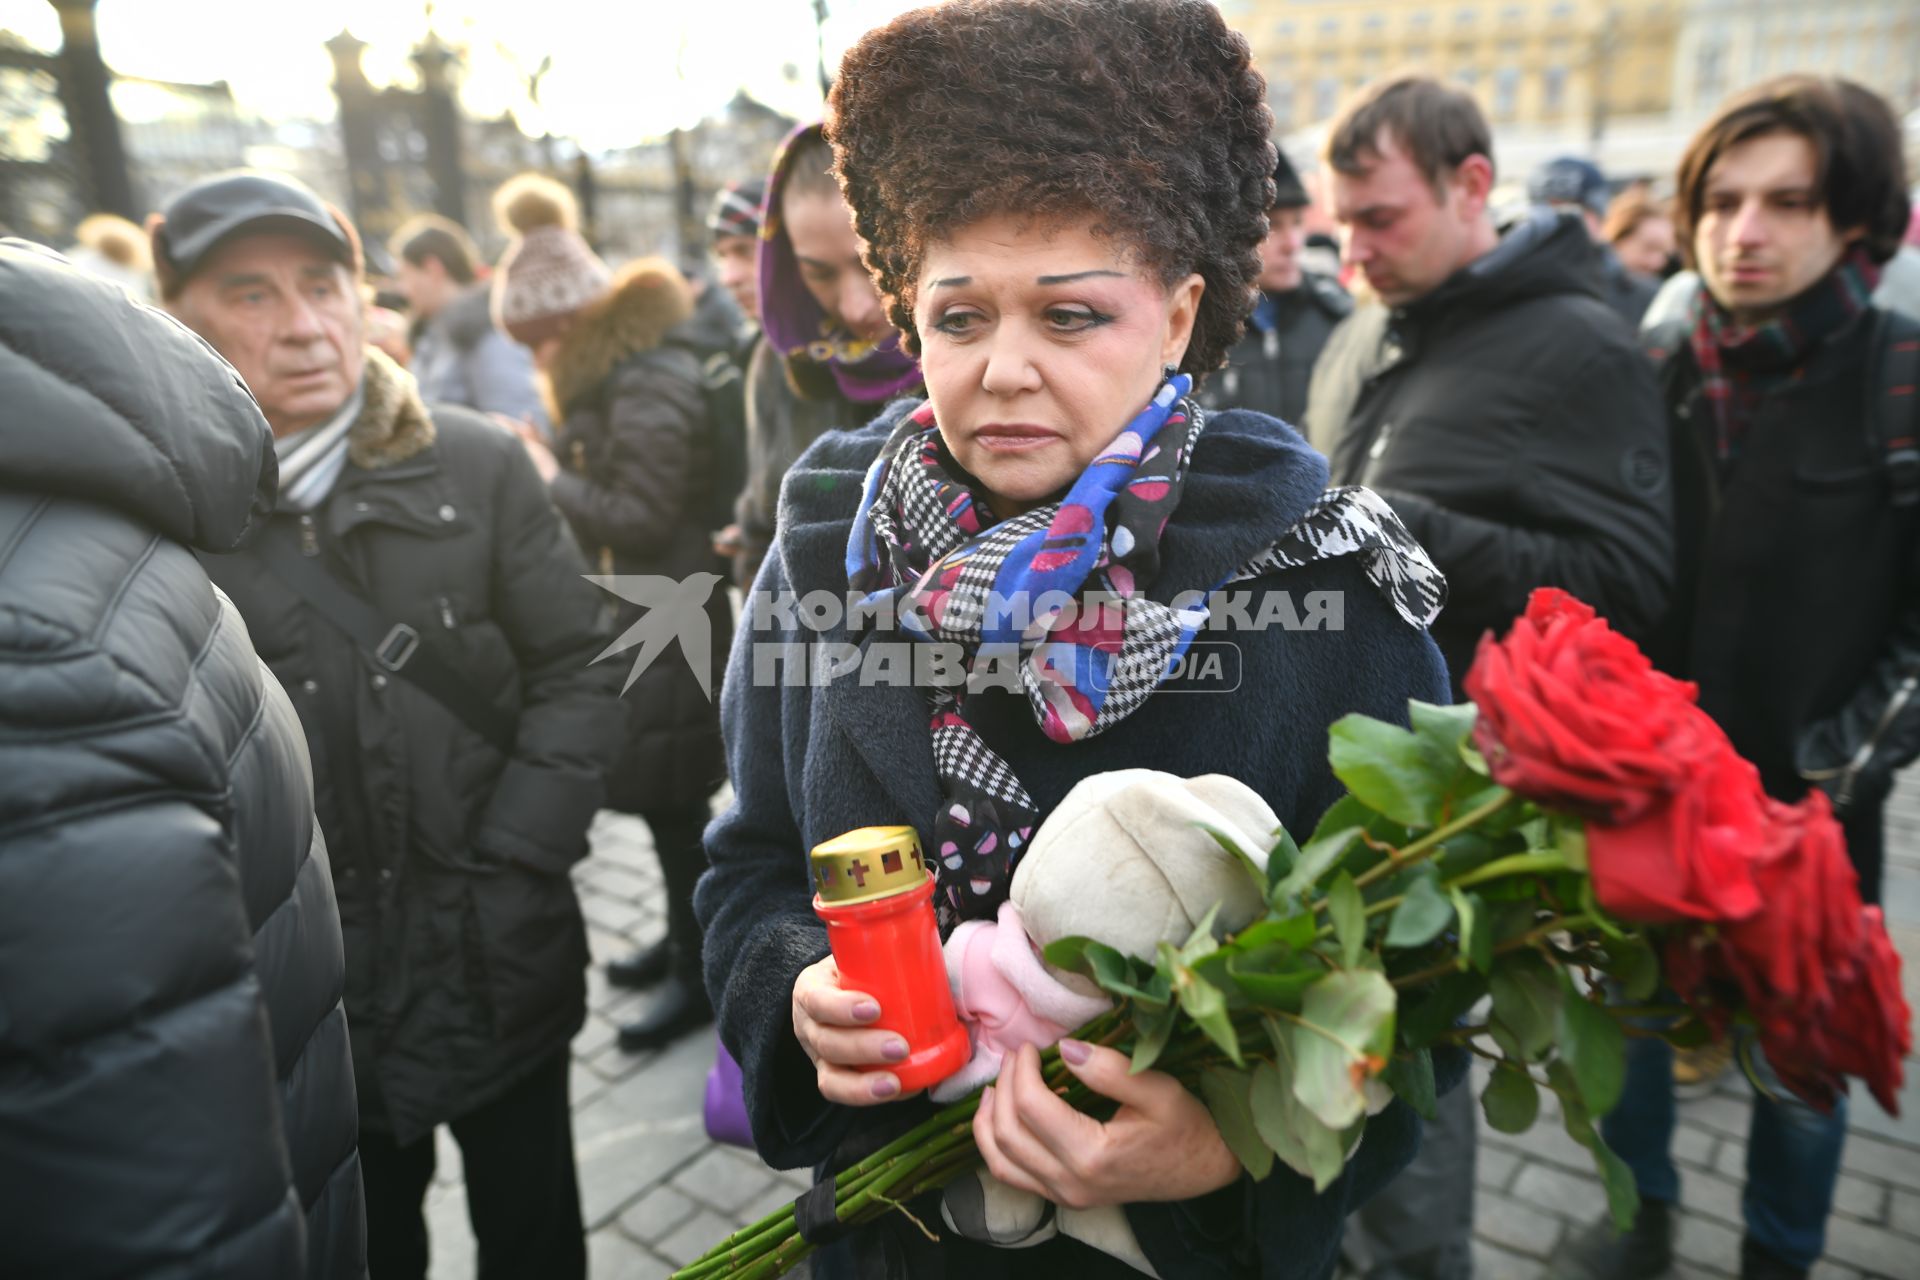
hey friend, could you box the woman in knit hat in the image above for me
[492,170,733,1053]
[490,172,613,365]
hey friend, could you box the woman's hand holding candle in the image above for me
[791,955,916,1105]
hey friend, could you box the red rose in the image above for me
[1821,912,1912,1115]
[1466,588,1768,922]
[1720,793,1862,1010]
[1466,589,1721,821]
[1662,792,1907,1115]
[1584,748,1769,923]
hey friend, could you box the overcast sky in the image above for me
[0,0,930,149]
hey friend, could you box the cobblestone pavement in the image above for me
[423,776,1920,1280]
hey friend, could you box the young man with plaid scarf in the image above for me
[1571,76,1917,1280]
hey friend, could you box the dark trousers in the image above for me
[646,805,712,985]
[1841,799,1885,907]
[1340,1081,1477,1279]
[1604,1027,1847,1269]
[359,1052,584,1280]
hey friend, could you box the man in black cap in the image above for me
[1528,155,1660,327]
[152,170,624,1279]
[1198,147,1350,427]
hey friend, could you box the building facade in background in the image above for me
[1673,2,1918,121]
[1227,0,1919,186]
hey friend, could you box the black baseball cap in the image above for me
[1273,147,1310,210]
[153,171,358,285]
[1528,157,1610,218]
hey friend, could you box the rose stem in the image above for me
[1347,790,1519,893]
[1390,912,1596,989]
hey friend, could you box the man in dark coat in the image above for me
[0,240,364,1277]
[153,171,624,1280]
[1303,77,1674,1280]
[1305,77,1674,693]
[1198,147,1350,427]
[1570,76,1917,1280]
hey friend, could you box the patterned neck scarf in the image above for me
[846,375,1447,925]
[1688,243,1883,461]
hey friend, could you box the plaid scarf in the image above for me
[1688,244,1883,461]
[846,375,1447,924]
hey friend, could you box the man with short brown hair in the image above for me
[391,212,545,425]
[1305,74,1672,690]
[1570,77,1917,1280]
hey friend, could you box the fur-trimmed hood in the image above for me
[350,344,436,469]
[541,258,693,421]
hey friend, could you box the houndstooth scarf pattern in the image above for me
[1228,485,1447,626]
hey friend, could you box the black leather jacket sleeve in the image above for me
[1796,537,1920,813]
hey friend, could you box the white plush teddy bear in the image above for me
[934,769,1281,1275]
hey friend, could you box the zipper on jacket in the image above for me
[437,595,457,630]
[1369,421,1395,463]
[1806,668,1920,808]
[299,513,320,557]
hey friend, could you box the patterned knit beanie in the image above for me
[706,177,766,241]
[489,172,611,347]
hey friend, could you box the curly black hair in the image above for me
[826,0,1275,375]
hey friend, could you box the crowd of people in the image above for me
[3,1,1918,1278]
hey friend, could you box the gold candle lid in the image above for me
[810,826,930,906]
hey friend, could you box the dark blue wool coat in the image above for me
[696,402,1456,1280]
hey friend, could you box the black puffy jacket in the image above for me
[541,260,731,816]
[1305,210,1674,689]
[0,242,365,1276]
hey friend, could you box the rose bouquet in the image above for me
[674,589,1909,1280]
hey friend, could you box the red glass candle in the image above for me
[811,826,968,1094]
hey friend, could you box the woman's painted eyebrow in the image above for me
[928,269,1125,290]
[1036,269,1125,284]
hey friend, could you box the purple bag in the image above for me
[703,1037,754,1148]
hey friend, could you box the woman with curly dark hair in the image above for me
[696,2,1458,1275]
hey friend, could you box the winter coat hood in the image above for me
[1400,208,1603,326]
[541,256,692,421]
[0,239,273,551]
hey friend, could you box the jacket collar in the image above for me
[1394,208,1602,336]
[308,355,460,540]
[345,345,436,470]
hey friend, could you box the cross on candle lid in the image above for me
[810,825,930,906]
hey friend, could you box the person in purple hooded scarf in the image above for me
[729,122,924,587]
